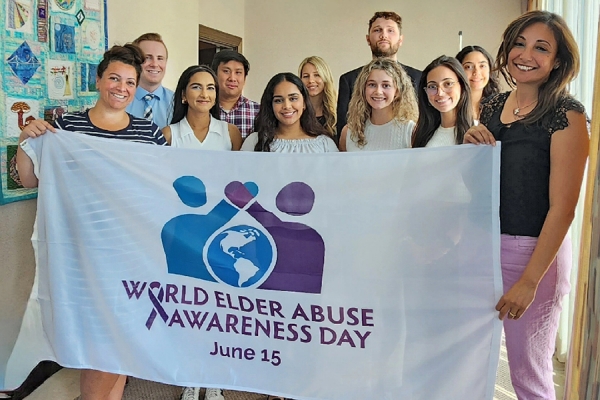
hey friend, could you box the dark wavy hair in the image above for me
[412,55,473,148]
[170,65,220,125]
[97,44,145,84]
[253,72,328,152]
[495,11,580,126]
[455,45,500,99]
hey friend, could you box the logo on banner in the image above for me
[162,176,325,293]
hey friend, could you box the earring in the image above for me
[182,99,187,104]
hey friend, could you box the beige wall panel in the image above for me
[0,199,37,368]
[243,0,522,101]
[107,0,245,92]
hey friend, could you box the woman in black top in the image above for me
[464,11,588,399]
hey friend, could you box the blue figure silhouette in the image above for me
[162,177,258,280]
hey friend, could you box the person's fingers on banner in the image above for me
[20,119,57,139]
[463,125,496,145]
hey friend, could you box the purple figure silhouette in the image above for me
[226,182,325,294]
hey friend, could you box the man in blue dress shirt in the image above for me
[126,33,174,129]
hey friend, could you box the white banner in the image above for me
[2,131,502,400]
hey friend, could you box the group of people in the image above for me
[15,8,588,400]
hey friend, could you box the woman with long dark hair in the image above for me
[412,56,473,148]
[456,45,500,122]
[170,66,242,400]
[464,11,588,399]
[164,65,241,150]
[241,72,337,153]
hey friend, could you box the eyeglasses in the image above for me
[424,80,457,96]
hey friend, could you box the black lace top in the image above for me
[480,92,585,237]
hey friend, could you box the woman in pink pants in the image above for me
[464,11,589,399]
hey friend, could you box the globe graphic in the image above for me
[206,225,274,287]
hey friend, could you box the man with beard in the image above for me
[336,11,421,136]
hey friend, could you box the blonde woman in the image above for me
[340,58,418,151]
[298,56,337,138]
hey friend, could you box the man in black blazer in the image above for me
[337,11,422,135]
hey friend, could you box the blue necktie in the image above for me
[143,93,155,122]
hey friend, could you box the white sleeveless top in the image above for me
[169,116,232,150]
[345,119,415,151]
[426,125,457,148]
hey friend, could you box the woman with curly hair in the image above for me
[339,58,418,151]
[241,72,337,153]
[412,55,473,148]
[298,56,337,138]
[456,45,500,122]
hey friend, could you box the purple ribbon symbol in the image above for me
[145,282,169,329]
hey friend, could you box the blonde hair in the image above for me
[298,56,338,137]
[347,58,418,147]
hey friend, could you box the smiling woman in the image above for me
[298,56,337,137]
[15,43,167,400]
[463,11,589,400]
[455,45,500,121]
[411,55,473,148]
[16,44,166,161]
[241,72,337,153]
[340,57,417,152]
[163,65,242,150]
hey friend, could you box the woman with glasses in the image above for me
[456,46,500,123]
[464,11,588,399]
[412,55,473,148]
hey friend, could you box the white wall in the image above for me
[107,0,245,91]
[243,0,522,101]
[196,0,245,39]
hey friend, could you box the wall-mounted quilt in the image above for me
[0,0,107,205]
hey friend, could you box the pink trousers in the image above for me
[501,234,571,400]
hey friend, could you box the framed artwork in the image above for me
[0,0,108,205]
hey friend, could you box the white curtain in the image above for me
[542,0,600,362]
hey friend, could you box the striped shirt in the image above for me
[55,111,167,145]
[218,95,260,139]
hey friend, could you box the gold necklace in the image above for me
[513,91,537,116]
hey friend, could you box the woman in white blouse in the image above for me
[163,65,242,150]
[241,72,337,153]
